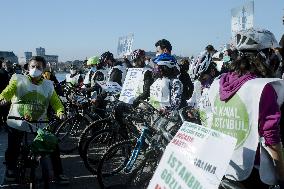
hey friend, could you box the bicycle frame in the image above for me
[7,116,56,189]
[124,110,173,173]
[125,126,148,173]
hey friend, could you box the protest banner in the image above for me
[119,68,144,104]
[96,81,122,93]
[231,1,254,36]
[148,122,237,189]
[117,34,134,57]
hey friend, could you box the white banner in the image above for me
[117,34,134,57]
[119,68,144,104]
[96,81,122,93]
[148,122,237,189]
[147,148,211,189]
[231,1,254,36]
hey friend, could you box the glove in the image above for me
[58,114,66,120]
[0,99,8,106]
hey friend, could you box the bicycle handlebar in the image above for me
[8,116,50,124]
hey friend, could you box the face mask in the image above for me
[156,53,161,57]
[90,67,97,72]
[70,69,76,74]
[145,60,149,65]
[29,68,42,78]
[223,55,231,63]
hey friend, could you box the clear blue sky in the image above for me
[0,0,283,62]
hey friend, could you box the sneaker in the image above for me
[5,169,16,182]
[55,174,70,185]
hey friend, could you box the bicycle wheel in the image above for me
[78,118,113,159]
[29,156,50,189]
[55,114,90,153]
[97,140,163,189]
[16,158,27,185]
[83,128,127,175]
[97,139,151,189]
[127,148,163,188]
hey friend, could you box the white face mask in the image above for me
[29,68,42,78]
[70,69,76,74]
[156,53,161,57]
[145,60,149,65]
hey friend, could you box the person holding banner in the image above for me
[208,28,284,189]
[115,49,154,129]
[129,49,154,106]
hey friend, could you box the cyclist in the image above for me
[83,56,99,87]
[104,51,127,86]
[0,60,11,130]
[178,58,193,108]
[155,39,172,56]
[0,56,69,184]
[187,48,218,108]
[65,63,83,87]
[210,28,284,188]
[2,60,14,78]
[186,46,220,125]
[130,49,154,106]
[150,53,182,112]
[115,49,154,128]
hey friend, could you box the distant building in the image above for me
[24,52,32,63]
[0,51,18,64]
[36,47,45,56]
[25,47,59,64]
[44,55,58,64]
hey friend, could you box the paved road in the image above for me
[0,130,100,189]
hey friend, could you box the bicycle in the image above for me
[78,93,121,159]
[6,116,60,189]
[55,85,101,154]
[96,100,177,189]
[80,99,141,175]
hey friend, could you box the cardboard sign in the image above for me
[148,149,211,189]
[119,68,144,104]
[117,34,134,57]
[148,122,237,189]
[231,1,254,36]
[96,81,122,93]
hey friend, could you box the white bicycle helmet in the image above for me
[189,51,212,81]
[235,28,279,51]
